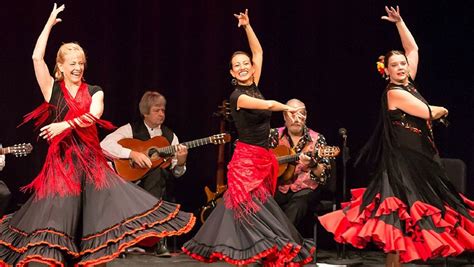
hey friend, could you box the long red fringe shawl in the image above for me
[224,141,279,219]
[19,81,116,199]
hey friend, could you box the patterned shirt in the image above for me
[269,126,331,193]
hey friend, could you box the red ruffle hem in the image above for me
[319,188,474,263]
[182,242,315,267]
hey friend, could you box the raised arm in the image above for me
[382,6,419,79]
[234,9,263,85]
[32,3,65,102]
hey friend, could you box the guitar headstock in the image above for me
[317,146,340,158]
[214,100,231,121]
[9,143,33,157]
[210,133,231,145]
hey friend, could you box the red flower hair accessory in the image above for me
[377,55,387,79]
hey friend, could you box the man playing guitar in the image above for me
[100,91,188,257]
[269,99,331,232]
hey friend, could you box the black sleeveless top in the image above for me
[387,82,437,159]
[49,82,102,122]
[229,83,272,148]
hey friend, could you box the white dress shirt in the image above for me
[0,145,5,171]
[100,123,186,177]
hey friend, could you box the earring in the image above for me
[231,78,237,86]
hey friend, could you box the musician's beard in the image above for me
[288,124,304,137]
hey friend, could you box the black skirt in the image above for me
[182,193,314,266]
[0,175,195,266]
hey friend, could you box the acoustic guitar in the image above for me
[114,133,231,181]
[272,145,340,182]
[0,143,33,157]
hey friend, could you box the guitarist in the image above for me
[269,99,331,231]
[100,91,188,257]
[0,144,12,217]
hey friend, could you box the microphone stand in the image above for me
[340,134,350,259]
[320,131,362,266]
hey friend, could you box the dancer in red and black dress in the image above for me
[0,4,195,266]
[319,6,473,266]
[182,9,314,266]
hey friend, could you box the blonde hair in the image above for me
[53,42,87,81]
[139,91,167,116]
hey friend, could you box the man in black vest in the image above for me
[0,145,11,217]
[100,91,188,257]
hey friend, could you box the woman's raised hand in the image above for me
[381,6,402,23]
[47,3,65,27]
[285,107,307,124]
[234,9,250,28]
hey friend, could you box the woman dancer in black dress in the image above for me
[182,9,314,267]
[319,6,473,267]
[0,4,195,266]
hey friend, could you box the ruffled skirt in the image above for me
[182,192,315,266]
[0,176,195,266]
[319,148,474,263]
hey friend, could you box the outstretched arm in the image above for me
[382,6,419,79]
[234,9,263,85]
[387,90,448,120]
[32,3,65,102]
[236,95,307,126]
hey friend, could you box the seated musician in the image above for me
[100,91,188,257]
[0,144,12,217]
[268,99,331,232]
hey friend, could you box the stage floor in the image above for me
[103,250,473,267]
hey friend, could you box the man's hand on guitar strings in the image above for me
[175,144,188,166]
[129,151,152,168]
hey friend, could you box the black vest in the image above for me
[130,121,174,143]
[130,121,176,200]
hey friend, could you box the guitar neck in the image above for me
[277,152,309,164]
[0,147,10,155]
[157,137,213,155]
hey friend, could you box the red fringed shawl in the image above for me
[224,141,279,219]
[20,81,116,199]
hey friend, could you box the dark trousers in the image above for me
[0,180,11,217]
[274,188,321,228]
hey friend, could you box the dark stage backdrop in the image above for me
[0,1,472,220]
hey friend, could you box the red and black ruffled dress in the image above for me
[182,83,314,266]
[319,82,474,263]
[0,81,196,266]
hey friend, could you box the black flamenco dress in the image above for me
[0,81,195,266]
[182,83,314,266]
[319,82,474,263]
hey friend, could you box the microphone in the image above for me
[338,128,347,140]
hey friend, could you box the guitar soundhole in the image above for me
[148,148,160,160]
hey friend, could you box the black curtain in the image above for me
[0,0,472,217]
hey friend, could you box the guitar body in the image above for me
[204,184,228,203]
[200,184,227,223]
[272,144,340,182]
[272,145,296,181]
[113,136,172,181]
